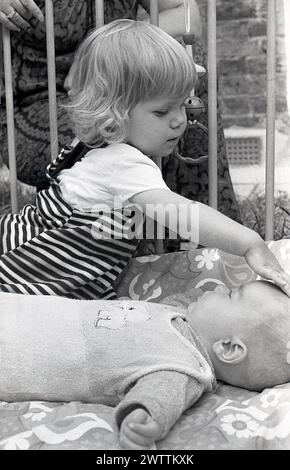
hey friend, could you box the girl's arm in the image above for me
[132,188,261,256]
[139,0,202,39]
[131,189,290,296]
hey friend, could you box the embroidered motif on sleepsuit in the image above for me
[94,303,151,329]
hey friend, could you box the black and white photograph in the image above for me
[0,0,290,455]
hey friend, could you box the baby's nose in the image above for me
[199,290,215,300]
[214,284,230,294]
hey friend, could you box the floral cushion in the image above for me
[117,239,290,301]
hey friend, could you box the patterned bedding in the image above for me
[1,239,290,450]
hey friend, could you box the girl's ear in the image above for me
[212,337,247,364]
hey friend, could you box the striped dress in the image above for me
[0,143,139,299]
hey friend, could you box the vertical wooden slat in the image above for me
[150,0,159,27]
[207,0,218,209]
[2,27,18,212]
[265,0,276,241]
[149,0,163,253]
[149,1,161,170]
[45,0,58,161]
[184,0,191,32]
[95,0,104,28]
[183,0,193,57]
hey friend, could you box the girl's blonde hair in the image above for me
[66,19,197,147]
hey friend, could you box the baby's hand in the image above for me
[119,408,161,450]
[245,242,290,297]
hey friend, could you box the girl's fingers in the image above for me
[277,274,290,297]
[262,267,290,296]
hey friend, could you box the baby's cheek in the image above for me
[286,341,290,364]
[195,295,226,318]
[191,302,211,318]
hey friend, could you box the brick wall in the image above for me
[197,0,288,129]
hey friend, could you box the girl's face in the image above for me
[125,97,187,158]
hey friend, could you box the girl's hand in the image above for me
[119,408,161,450]
[245,241,290,297]
[0,0,44,32]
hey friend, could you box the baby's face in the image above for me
[188,280,290,390]
[188,280,289,338]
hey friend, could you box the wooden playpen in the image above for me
[1,0,279,240]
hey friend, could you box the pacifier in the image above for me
[174,94,208,165]
[185,96,205,122]
[173,33,208,165]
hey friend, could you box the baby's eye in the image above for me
[153,110,168,117]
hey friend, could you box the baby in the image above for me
[0,280,290,450]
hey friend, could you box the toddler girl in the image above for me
[0,19,289,298]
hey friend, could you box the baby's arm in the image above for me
[116,370,204,450]
[131,189,290,296]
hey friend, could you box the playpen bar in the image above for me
[150,0,159,27]
[149,0,163,253]
[45,0,58,162]
[207,0,218,209]
[149,0,161,174]
[265,0,276,241]
[2,27,18,213]
[95,0,105,28]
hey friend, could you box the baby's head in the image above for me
[66,19,197,148]
[187,280,290,391]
